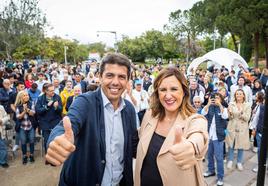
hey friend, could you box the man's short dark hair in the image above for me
[31,82,38,89]
[16,81,24,87]
[43,83,53,92]
[99,53,131,79]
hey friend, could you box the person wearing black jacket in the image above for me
[35,83,63,153]
[45,53,138,186]
[0,79,14,114]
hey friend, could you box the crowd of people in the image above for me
[0,54,267,186]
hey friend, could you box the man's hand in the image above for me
[47,100,54,107]
[169,125,196,170]
[45,116,76,166]
[53,101,59,108]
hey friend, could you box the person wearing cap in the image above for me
[132,79,149,124]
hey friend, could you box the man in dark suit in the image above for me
[35,83,63,153]
[73,73,88,93]
[45,53,138,186]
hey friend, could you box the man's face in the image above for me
[53,80,60,88]
[3,81,10,90]
[100,64,128,107]
[66,82,72,90]
[17,84,25,92]
[38,75,44,81]
[46,86,55,97]
[75,75,81,82]
[190,81,197,90]
[9,77,15,84]
[238,78,245,86]
[32,67,36,73]
[135,84,142,91]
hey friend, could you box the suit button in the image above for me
[101,160,105,164]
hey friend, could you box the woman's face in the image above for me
[158,75,184,114]
[22,92,29,102]
[235,90,245,102]
[193,98,202,108]
[254,81,260,88]
[204,77,208,84]
[218,89,226,97]
[28,74,32,80]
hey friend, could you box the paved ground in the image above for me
[204,150,268,186]
[0,143,267,186]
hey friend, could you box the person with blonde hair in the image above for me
[15,90,36,164]
[135,67,208,186]
[226,89,251,171]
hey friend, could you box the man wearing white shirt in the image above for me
[132,80,149,124]
[35,73,48,91]
[230,76,253,106]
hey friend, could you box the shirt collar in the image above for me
[101,88,125,111]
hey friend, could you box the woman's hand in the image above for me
[169,126,196,170]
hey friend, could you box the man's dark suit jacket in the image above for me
[48,88,138,186]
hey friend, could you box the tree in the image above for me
[191,0,268,66]
[142,30,165,60]
[166,9,202,62]
[118,36,147,62]
[87,42,106,57]
[0,0,47,59]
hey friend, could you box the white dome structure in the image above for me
[187,48,248,75]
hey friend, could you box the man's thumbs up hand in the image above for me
[169,125,196,170]
[63,116,74,144]
[45,116,76,166]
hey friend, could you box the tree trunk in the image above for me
[254,32,259,68]
[231,34,238,52]
[264,32,268,68]
[186,34,190,63]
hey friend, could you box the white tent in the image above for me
[187,48,249,75]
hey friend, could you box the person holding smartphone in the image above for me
[202,93,228,186]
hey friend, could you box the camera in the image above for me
[210,93,216,104]
[210,93,216,99]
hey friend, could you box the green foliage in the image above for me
[40,37,89,64]
[240,34,253,62]
[87,42,106,57]
[0,0,47,59]
[118,30,180,62]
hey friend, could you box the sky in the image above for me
[39,0,200,47]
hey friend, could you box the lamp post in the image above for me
[97,31,118,52]
[237,40,241,55]
[64,45,68,65]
